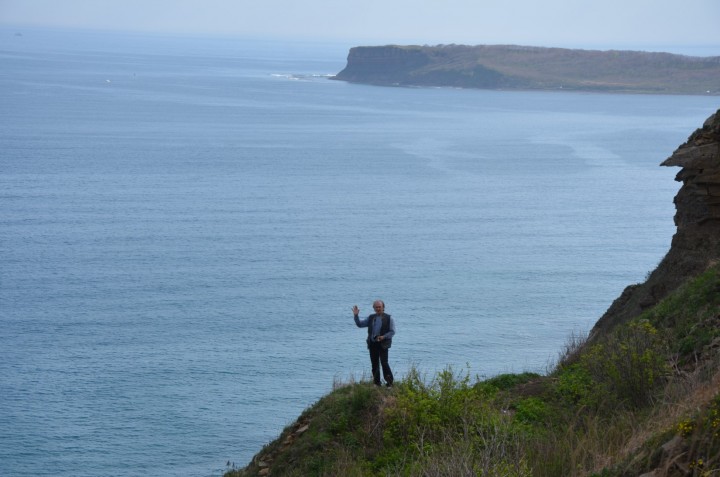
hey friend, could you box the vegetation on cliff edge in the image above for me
[227,262,720,477]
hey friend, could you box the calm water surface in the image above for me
[1,28,718,476]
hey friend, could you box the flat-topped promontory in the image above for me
[332,44,720,95]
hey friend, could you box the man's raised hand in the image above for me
[352,305,360,316]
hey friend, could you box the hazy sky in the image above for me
[1,0,719,49]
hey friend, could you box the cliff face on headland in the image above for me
[591,109,720,337]
[227,110,720,477]
[332,45,720,95]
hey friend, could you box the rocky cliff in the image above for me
[591,109,720,337]
[332,45,720,95]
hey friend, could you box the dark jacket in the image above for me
[354,313,395,349]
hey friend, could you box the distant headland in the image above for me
[331,44,720,95]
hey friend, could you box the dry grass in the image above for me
[617,357,720,465]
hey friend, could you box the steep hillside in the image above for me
[226,109,720,477]
[332,45,720,95]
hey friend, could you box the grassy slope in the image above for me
[227,263,720,477]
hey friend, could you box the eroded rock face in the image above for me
[662,111,720,226]
[332,46,433,85]
[591,109,720,338]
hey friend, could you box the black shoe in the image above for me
[385,383,393,388]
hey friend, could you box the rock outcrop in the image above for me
[330,46,432,85]
[332,45,720,95]
[591,109,720,337]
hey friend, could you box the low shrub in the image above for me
[581,320,668,408]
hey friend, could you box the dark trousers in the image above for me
[369,343,393,386]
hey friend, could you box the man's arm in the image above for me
[353,305,368,327]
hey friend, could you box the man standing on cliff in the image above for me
[353,300,395,387]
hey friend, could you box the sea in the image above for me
[1,27,718,476]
